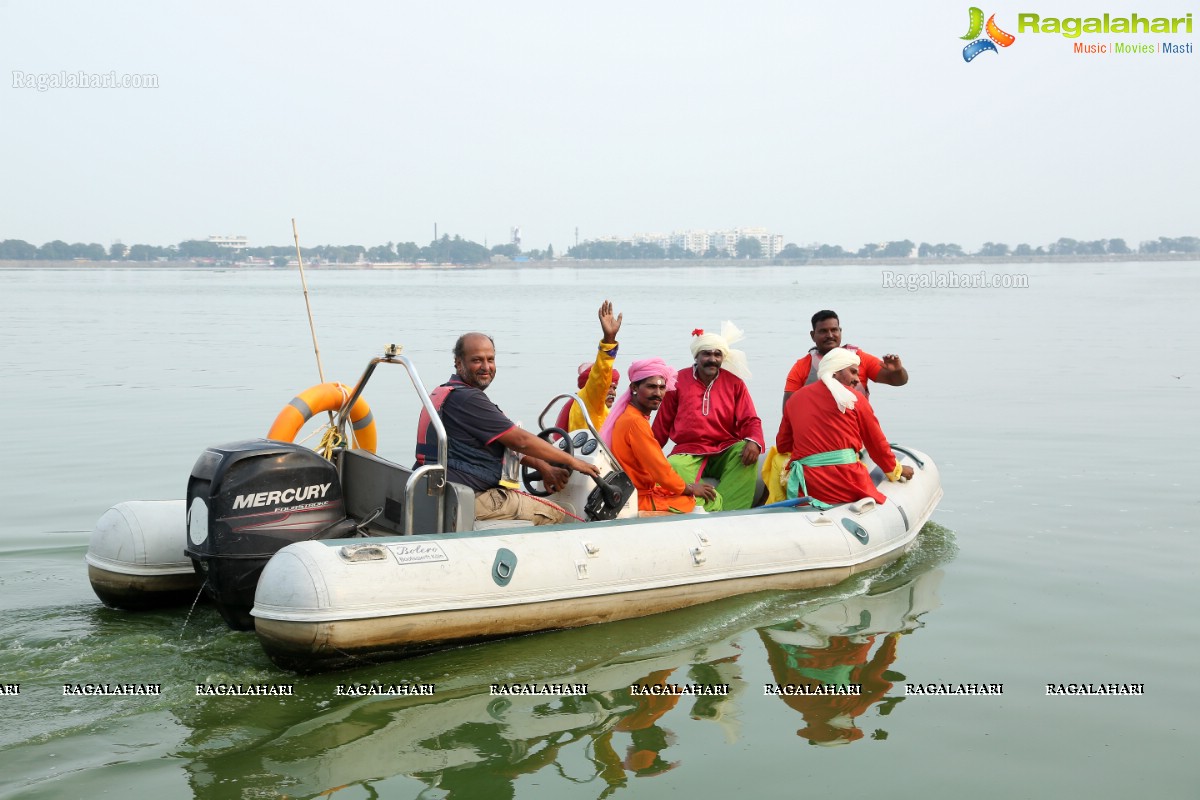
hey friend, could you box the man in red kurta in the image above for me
[776,347,912,506]
[651,323,764,511]
[601,359,715,513]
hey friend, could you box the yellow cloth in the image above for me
[762,446,791,505]
[568,340,619,431]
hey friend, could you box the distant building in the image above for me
[726,226,784,258]
[672,230,711,254]
[588,227,784,257]
[208,235,249,250]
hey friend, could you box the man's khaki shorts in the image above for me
[474,487,565,526]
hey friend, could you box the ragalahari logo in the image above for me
[962,7,1016,61]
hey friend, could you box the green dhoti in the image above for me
[667,441,758,512]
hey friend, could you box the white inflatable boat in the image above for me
[252,443,940,671]
[84,346,942,672]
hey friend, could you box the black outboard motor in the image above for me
[185,439,354,630]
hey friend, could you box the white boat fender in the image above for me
[86,500,202,610]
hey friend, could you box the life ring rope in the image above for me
[268,382,377,454]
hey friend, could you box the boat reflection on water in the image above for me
[581,657,745,790]
[759,566,943,746]
[174,529,952,798]
[399,656,749,799]
[174,634,750,799]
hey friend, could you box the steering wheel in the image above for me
[520,427,574,497]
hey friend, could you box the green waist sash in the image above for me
[786,448,858,504]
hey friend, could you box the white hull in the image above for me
[252,448,942,671]
[85,500,202,609]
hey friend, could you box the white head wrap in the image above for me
[689,320,751,381]
[816,347,860,413]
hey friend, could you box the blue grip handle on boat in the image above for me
[762,497,814,508]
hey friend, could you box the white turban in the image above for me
[817,347,860,413]
[689,320,751,381]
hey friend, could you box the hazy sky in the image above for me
[2,1,1196,251]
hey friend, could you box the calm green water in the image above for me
[1,263,1196,798]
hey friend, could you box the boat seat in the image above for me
[339,449,475,535]
[339,449,409,535]
[436,480,476,533]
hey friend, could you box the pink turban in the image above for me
[599,358,676,448]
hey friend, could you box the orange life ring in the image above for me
[267,382,377,453]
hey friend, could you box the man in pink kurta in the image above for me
[651,323,764,511]
[776,347,912,506]
[652,366,763,457]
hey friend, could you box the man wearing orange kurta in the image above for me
[600,358,715,514]
[780,309,908,412]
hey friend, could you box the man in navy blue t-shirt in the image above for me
[416,332,600,525]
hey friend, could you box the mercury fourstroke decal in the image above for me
[231,483,333,510]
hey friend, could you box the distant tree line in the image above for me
[573,236,1200,261]
[768,236,1197,261]
[2,234,1197,265]
[0,234,506,265]
[566,238,768,260]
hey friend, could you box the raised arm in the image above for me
[599,299,622,345]
[876,353,908,386]
[576,301,622,423]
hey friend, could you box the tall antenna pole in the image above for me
[291,218,327,386]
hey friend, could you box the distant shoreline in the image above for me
[1,253,1196,271]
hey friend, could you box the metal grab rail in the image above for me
[536,392,626,474]
[337,345,448,534]
[405,464,447,535]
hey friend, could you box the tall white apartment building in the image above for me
[589,227,784,257]
[671,230,711,253]
[683,227,784,257]
[715,227,785,257]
